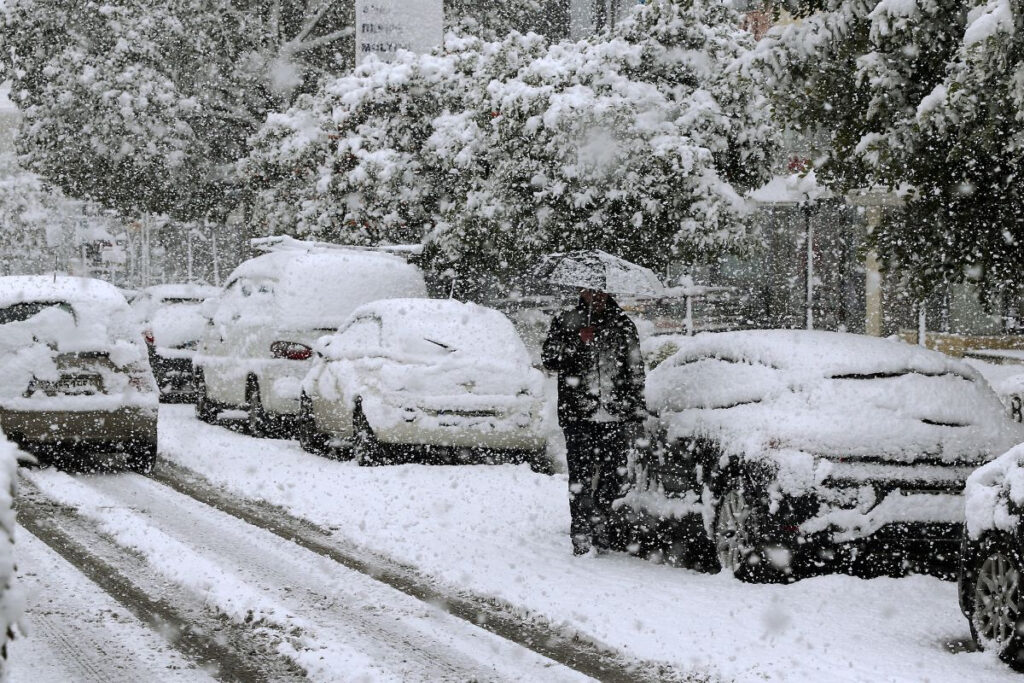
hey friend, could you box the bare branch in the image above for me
[294,1,337,45]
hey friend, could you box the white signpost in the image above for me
[355,0,443,65]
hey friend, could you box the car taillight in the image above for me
[271,341,312,361]
[143,330,154,345]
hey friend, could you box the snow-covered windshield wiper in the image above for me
[423,338,455,352]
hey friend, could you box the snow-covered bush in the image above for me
[757,0,1024,301]
[244,0,778,294]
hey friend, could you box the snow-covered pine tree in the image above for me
[241,33,489,245]
[430,0,778,294]
[1,1,353,222]
[875,0,1024,301]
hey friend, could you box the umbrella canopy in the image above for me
[536,250,664,297]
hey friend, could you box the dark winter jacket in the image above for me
[542,298,646,425]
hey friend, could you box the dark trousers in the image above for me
[563,421,633,550]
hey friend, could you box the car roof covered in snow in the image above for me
[654,329,979,379]
[646,330,1024,465]
[140,283,220,301]
[0,275,128,309]
[345,298,530,361]
[224,249,427,329]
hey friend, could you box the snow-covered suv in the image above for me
[624,330,1024,582]
[298,298,551,470]
[0,276,159,472]
[193,241,427,436]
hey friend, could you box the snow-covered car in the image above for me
[131,283,220,401]
[0,276,159,472]
[193,246,427,436]
[959,443,1024,669]
[624,330,1024,582]
[298,299,550,470]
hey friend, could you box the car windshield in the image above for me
[0,300,76,325]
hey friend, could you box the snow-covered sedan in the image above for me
[624,330,1024,582]
[959,443,1024,670]
[193,243,427,437]
[298,299,551,470]
[0,276,159,472]
[131,283,219,401]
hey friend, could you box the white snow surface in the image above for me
[963,0,1015,48]
[646,330,1024,466]
[157,404,1019,681]
[8,531,213,683]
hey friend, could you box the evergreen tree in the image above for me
[876,0,1024,300]
[1,1,353,222]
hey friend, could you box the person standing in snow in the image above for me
[543,288,646,556]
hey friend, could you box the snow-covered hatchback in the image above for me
[298,299,551,470]
[624,330,1024,582]
[959,443,1024,670]
[0,276,158,472]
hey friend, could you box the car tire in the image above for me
[297,393,332,457]
[712,477,790,583]
[246,378,275,439]
[526,448,554,475]
[126,441,157,474]
[353,402,387,466]
[969,535,1024,670]
[195,370,218,423]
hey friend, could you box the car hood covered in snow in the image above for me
[646,330,1024,466]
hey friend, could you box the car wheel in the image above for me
[713,479,789,583]
[353,403,387,466]
[195,370,218,423]
[126,441,157,474]
[246,378,275,438]
[526,448,554,475]
[971,540,1024,669]
[297,393,332,457]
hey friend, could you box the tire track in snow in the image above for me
[22,468,588,682]
[75,471,584,682]
[149,457,691,683]
[11,531,214,683]
[16,475,307,682]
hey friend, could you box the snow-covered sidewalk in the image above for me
[160,405,1015,682]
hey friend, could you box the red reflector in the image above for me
[143,330,154,345]
[271,341,312,361]
[783,525,801,534]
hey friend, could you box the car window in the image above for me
[0,301,77,325]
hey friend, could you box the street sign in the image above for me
[355,0,443,65]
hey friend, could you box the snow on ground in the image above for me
[20,467,585,682]
[8,530,213,683]
[159,404,1019,682]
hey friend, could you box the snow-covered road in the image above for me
[14,466,589,682]
[9,404,1023,682]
